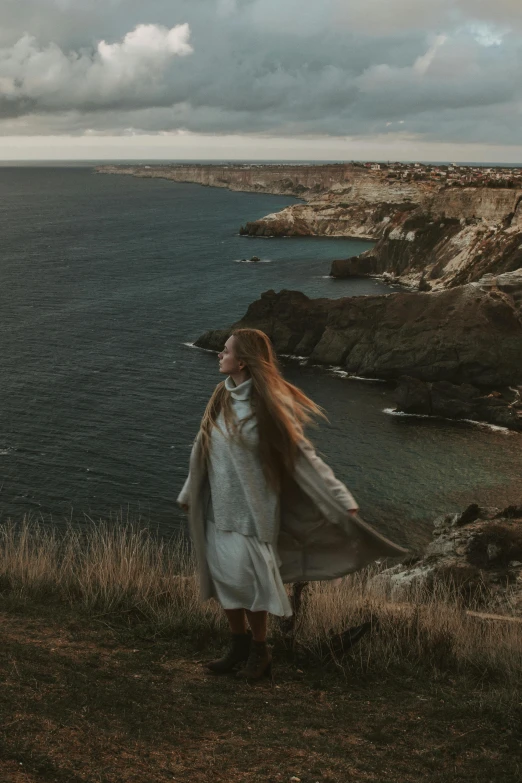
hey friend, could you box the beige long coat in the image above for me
[177,432,408,602]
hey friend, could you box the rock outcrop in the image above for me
[372,504,522,616]
[239,198,423,240]
[194,280,522,388]
[394,376,522,431]
[338,206,522,290]
[330,255,382,278]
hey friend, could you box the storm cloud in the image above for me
[0,0,520,147]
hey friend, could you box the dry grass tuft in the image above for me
[1,518,521,687]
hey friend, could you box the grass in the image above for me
[1,518,521,782]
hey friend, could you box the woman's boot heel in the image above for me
[236,640,272,681]
[206,631,252,674]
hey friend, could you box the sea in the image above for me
[1,165,520,550]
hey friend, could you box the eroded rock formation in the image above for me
[372,504,522,616]
[194,276,522,388]
[336,199,522,290]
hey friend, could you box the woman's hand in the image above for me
[180,503,189,512]
[348,509,359,516]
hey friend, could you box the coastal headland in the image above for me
[97,163,522,428]
[97,162,522,290]
[193,275,522,430]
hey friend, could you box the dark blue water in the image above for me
[1,167,520,549]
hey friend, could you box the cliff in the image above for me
[97,164,522,289]
[96,162,384,198]
[244,184,522,288]
[334,190,522,289]
[194,270,522,390]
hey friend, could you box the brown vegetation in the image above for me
[1,519,521,782]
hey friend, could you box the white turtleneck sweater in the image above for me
[206,375,280,544]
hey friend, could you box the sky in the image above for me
[0,0,521,162]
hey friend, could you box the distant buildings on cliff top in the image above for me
[105,161,522,189]
[208,160,522,187]
[359,161,522,188]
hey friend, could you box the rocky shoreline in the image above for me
[97,162,522,291]
[394,376,522,432]
[193,270,522,430]
[98,164,522,424]
[194,267,522,405]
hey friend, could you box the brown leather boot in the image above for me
[236,640,272,681]
[205,631,252,674]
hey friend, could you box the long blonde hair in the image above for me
[199,328,327,492]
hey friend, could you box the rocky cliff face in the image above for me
[195,274,522,389]
[239,199,421,239]
[97,163,431,239]
[98,164,522,289]
[240,181,522,249]
[430,188,522,222]
[334,195,522,289]
[97,163,373,197]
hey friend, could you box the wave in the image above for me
[0,448,11,456]
[383,408,513,434]
[281,355,390,380]
[461,418,513,433]
[329,368,387,382]
[280,353,308,366]
[182,341,216,354]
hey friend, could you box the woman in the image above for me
[177,328,407,681]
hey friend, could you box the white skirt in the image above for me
[205,519,293,617]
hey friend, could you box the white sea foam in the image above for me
[461,418,512,433]
[383,408,513,434]
[329,368,387,382]
[280,353,309,366]
[284,358,390,380]
[351,375,387,382]
[383,408,432,419]
[182,341,217,354]
[0,448,10,456]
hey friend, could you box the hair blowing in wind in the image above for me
[199,328,327,492]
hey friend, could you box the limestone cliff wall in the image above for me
[429,188,522,222]
[342,210,522,289]
[98,164,522,288]
[98,163,361,196]
[98,163,429,208]
[240,202,391,239]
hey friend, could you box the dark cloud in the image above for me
[0,0,520,145]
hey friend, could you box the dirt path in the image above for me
[0,607,520,783]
